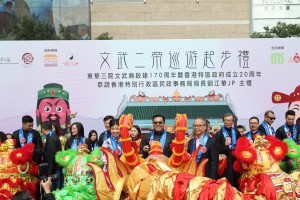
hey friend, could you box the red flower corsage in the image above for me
[287,132,292,137]
[201,146,207,153]
[20,138,26,143]
[115,149,121,155]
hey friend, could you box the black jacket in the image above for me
[140,130,175,158]
[215,127,240,164]
[276,124,299,143]
[45,193,55,200]
[188,136,219,179]
[12,128,43,164]
[98,130,111,146]
[43,133,62,174]
[258,122,275,136]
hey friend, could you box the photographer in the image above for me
[41,121,62,191]
[12,178,55,200]
[40,178,55,200]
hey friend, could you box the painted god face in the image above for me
[36,98,71,135]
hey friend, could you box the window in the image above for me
[93,0,143,2]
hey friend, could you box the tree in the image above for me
[251,22,300,38]
[58,24,77,40]
[6,16,76,40]
[8,16,59,40]
[95,32,113,40]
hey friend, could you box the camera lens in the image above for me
[51,174,59,182]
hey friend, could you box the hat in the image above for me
[272,85,300,104]
[38,83,69,101]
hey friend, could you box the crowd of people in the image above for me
[0,109,299,199]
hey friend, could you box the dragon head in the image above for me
[119,114,133,130]
[175,113,188,132]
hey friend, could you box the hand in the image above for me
[143,145,150,152]
[225,137,231,146]
[40,177,52,194]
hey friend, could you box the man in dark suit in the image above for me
[276,110,299,143]
[41,121,62,191]
[187,117,219,179]
[140,114,175,158]
[258,110,276,136]
[12,115,43,200]
[98,115,114,146]
[215,113,240,188]
[12,115,43,165]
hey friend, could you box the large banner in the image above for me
[0,39,299,135]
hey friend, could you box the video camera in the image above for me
[38,163,59,182]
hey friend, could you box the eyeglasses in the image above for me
[267,116,276,120]
[153,121,163,125]
[193,124,205,128]
[249,122,258,125]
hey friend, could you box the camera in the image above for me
[38,163,59,182]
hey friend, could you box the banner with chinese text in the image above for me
[0,39,299,134]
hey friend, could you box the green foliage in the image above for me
[58,24,77,40]
[95,32,113,40]
[6,16,77,40]
[251,22,300,38]
[8,16,59,40]
[250,32,273,38]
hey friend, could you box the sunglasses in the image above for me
[267,116,276,120]
[153,121,163,124]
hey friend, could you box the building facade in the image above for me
[91,0,251,39]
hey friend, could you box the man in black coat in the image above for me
[215,113,240,188]
[12,115,43,165]
[187,117,219,180]
[276,110,300,143]
[258,110,276,136]
[140,114,175,158]
[98,115,114,146]
[41,121,62,191]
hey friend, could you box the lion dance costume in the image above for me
[233,135,300,199]
[0,139,38,199]
[54,144,103,200]
[87,114,243,200]
[280,138,300,198]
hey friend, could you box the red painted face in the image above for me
[36,98,71,126]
